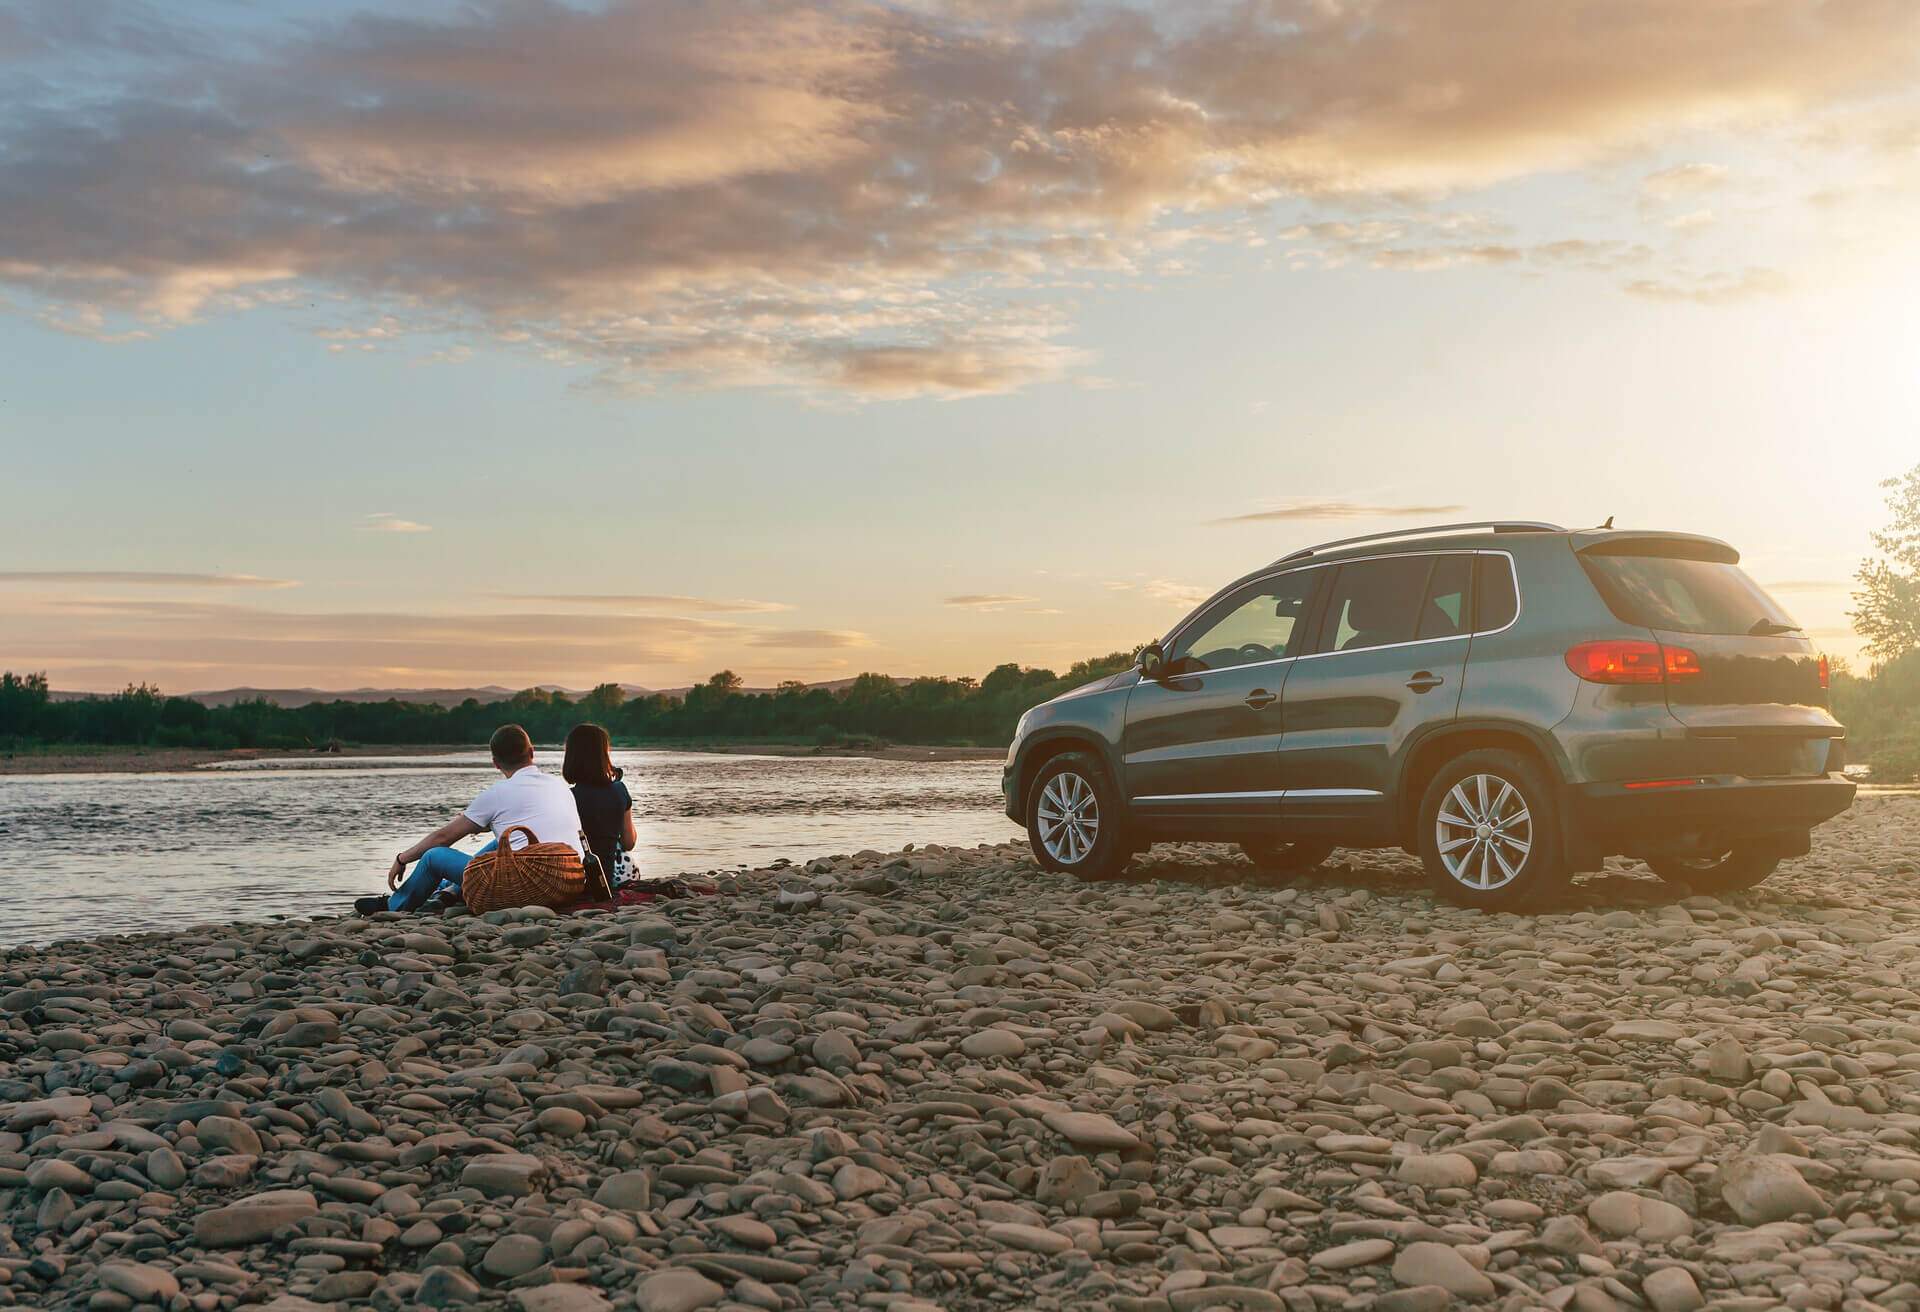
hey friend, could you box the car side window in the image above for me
[1170,571,1318,673]
[1474,555,1519,632]
[1417,554,1473,640]
[1318,556,1433,653]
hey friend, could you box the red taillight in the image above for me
[1818,654,1830,690]
[1623,778,1702,790]
[1565,639,1703,684]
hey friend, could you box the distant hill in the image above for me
[177,684,654,709]
[161,676,905,709]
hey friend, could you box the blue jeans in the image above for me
[391,840,495,912]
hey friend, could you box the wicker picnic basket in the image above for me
[462,825,586,914]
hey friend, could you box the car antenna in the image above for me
[1600,515,1613,530]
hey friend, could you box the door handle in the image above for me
[1406,672,1444,693]
[1245,689,1278,709]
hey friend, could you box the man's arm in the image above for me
[388,814,484,888]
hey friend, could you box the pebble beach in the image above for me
[2,794,1917,1312]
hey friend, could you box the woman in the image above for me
[563,722,636,886]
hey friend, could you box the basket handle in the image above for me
[498,824,538,854]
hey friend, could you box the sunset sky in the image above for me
[3,0,1916,692]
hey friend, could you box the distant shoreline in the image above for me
[0,740,1003,775]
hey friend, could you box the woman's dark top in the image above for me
[571,771,632,879]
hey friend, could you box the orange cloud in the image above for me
[2,0,1914,393]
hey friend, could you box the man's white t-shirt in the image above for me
[463,766,583,856]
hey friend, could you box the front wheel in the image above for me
[1026,752,1130,881]
[1240,839,1335,875]
[1417,749,1570,909]
[1646,847,1782,893]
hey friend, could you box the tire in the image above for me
[1417,748,1570,909]
[1026,752,1130,881]
[1240,839,1336,875]
[1646,847,1782,893]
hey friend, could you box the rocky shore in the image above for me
[2,795,1917,1312]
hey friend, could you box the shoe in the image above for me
[353,895,390,916]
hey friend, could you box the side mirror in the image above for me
[1139,642,1166,679]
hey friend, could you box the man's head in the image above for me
[489,724,536,773]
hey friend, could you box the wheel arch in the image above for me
[1013,730,1120,822]
[1395,720,1567,847]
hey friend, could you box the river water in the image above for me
[0,750,1011,946]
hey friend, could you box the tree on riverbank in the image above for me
[1837,462,1920,778]
[0,652,1139,755]
[1853,461,1920,662]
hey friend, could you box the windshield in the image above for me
[1580,554,1797,636]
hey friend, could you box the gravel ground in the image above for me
[0,795,1916,1312]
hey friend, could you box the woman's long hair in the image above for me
[562,722,616,786]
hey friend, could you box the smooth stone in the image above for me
[1309,1239,1394,1270]
[1042,1110,1140,1152]
[1395,1153,1477,1189]
[592,1170,651,1211]
[481,1233,546,1279]
[193,1190,319,1246]
[1643,1267,1705,1312]
[1392,1243,1494,1299]
[634,1269,725,1312]
[1720,1155,1828,1224]
[98,1261,181,1304]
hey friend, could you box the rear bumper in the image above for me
[1567,773,1856,853]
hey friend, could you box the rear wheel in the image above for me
[1239,839,1335,875]
[1417,749,1570,908]
[1646,846,1781,893]
[1026,752,1130,881]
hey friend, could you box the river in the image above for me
[0,750,1011,945]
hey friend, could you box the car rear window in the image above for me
[1579,553,1797,635]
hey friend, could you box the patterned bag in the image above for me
[462,825,586,914]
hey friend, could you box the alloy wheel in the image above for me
[1036,772,1100,865]
[1435,772,1532,891]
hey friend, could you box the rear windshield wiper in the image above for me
[1748,619,1802,635]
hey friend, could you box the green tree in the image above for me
[582,683,626,717]
[0,671,50,738]
[1852,462,1920,661]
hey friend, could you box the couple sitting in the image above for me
[363,722,636,915]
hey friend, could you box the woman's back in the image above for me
[562,723,635,883]
[572,774,631,874]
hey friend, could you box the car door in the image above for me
[1276,552,1472,837]
[1123,567,1322,819]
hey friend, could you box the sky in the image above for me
[1,0,1916,693]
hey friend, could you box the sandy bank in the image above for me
[0,796,1915,1310]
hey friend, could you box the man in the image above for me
[365,724,582,914]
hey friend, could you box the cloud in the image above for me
[1624,268,1792,305]
[494,593,793,614]
[0,593,743,685]
[361,513,431,534]
[1107,578,1211,609]
[0,570,295,588]
[742,628,871,649]
[2,0,1915,396]
[1642,163,1730,201]
[1211,501,1468,525]
[945,594,1037,610]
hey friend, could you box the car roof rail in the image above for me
[1273,520,1567,564]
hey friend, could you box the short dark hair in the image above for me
[562,722,615,786]
[489,723,535,769]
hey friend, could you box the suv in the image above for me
[1002,521,1855,907]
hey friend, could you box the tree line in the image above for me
[0,655,1139,755]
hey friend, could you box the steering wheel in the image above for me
[1236,643,1273,663]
